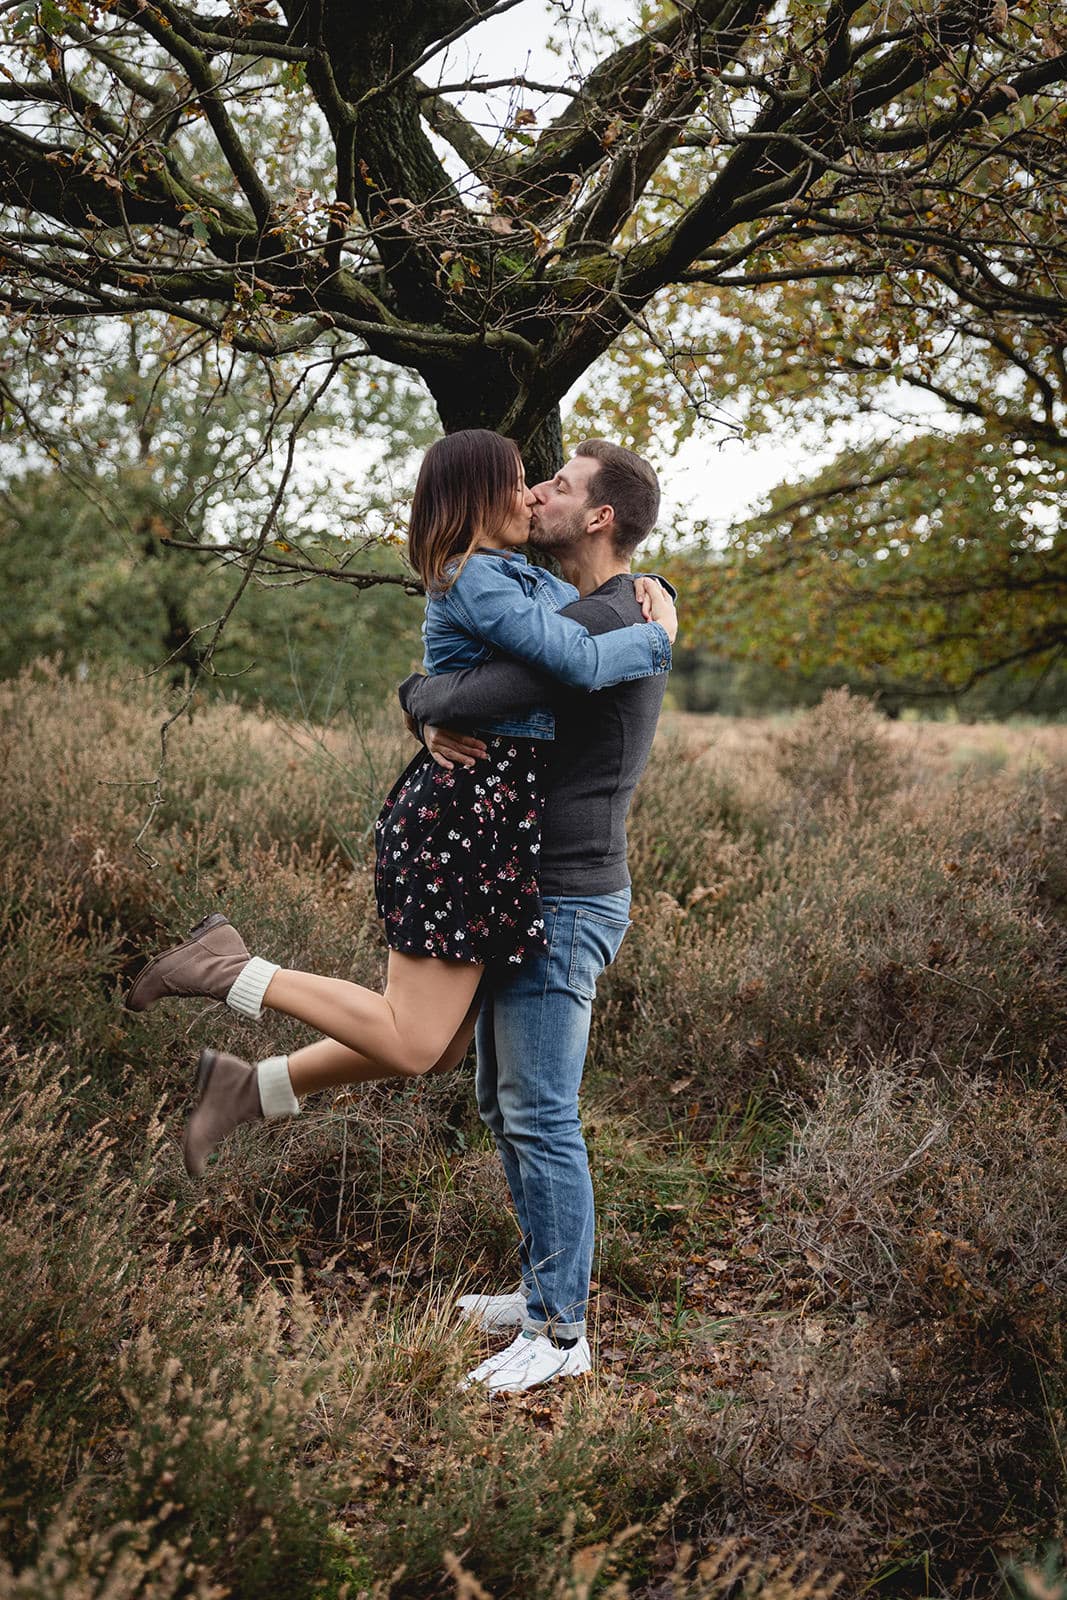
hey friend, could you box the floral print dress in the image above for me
[374,737,546,968]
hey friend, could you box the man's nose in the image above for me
[530,482,550,504]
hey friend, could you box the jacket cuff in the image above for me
[648,620,672,673]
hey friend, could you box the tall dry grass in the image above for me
[1,664,1064,1599]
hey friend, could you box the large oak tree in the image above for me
[3,0,1065,470]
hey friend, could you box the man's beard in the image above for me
[528,506,586,555]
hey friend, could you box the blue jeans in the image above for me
[475,889,632,1341]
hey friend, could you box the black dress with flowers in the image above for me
[374,737,546,968]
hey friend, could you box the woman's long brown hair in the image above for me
[408,429,522,593]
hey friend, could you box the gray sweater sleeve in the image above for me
[399,597,621,728]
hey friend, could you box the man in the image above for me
[398,438,675,1395]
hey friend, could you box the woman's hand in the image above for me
[634,576,678,644]
[425,723,489,770]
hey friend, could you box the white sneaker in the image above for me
[460,1330,592,1395]
[455,1290,528,1331]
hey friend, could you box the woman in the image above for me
[125,430,676,1176]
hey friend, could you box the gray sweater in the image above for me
[398,574,668,896]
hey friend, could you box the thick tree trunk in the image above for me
[429,365,565,483]
[518,411,565,485]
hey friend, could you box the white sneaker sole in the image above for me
[462,1334,592,1395]
[488,1346,592,1394]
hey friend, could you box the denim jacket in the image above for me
[422,550,672,741]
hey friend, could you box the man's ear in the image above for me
[587,503,614,534]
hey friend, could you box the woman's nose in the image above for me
[524,487,537,508]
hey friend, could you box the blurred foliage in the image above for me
[0,463,425,716]
[0,317,431,714]
[572,154,1065,704]
[652,428,1066,708]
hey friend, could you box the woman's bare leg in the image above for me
[286,988,483,1095]
[261,951,483,1078]
[180,977,486,1181]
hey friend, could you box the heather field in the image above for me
[1,665,1064,1600]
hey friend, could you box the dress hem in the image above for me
[382,937,484,966]
[382,932,548,968]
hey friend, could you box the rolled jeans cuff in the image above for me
[523,1315,586,1342]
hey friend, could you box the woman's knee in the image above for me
[397,1025,469,1076]
[392,1048,441,1079]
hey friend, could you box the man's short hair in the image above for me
[574,439,661,556]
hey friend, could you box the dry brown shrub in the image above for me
[441,1536,841,1600]
[597,744,1065,1121]
[664,1306,1041,1593]
[772,689,909,823]
[762,1056,1067,1333]
[0,1509,228,1600]
[0,1031,493,1593]
[0,661,406,936]
[626,726,774,908]
[3,669,1065,1599]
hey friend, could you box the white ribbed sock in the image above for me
[225,956,279,1020]
[256,1055,299,1119]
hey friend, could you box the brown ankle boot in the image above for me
[182,1048,263,1177]
[125,913,253,1012]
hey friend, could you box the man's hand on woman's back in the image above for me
[424,724,488,770]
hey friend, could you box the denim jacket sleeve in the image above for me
[445,556,672,690]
